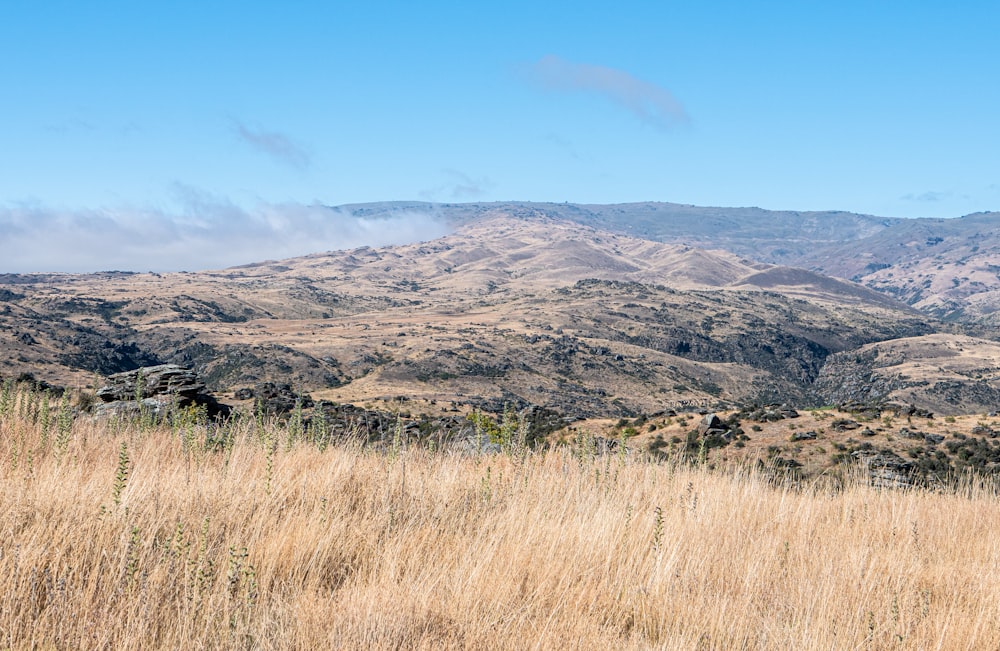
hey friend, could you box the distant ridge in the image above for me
[330,201,1000,325]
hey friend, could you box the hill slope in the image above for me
[1,213,960,415]
[328,202,1000,324]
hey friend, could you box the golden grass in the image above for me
[2,389,1000,649]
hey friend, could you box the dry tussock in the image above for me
[1,386,999,649]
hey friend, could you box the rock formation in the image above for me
[93,364,230,419]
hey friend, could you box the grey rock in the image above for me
[852,450,914,489]
[742,404,798,422]
[519,404,572,444]
[451,434,502,455]
[839,401,883,420]
[97,364,204,403]
[831,418,861,432]
[698,413,724,435]
[94,364,229,418]
[888,403,934,419]
[253,382,314,415]
[971,425,997,438]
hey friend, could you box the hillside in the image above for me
[0,212,966,417]
[329,202,1000,324]
[814,334,1000,414]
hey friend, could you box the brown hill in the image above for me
[814,334,1000,415]
[326,202,1000,325]
[1,213,949,417]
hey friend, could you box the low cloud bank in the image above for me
[0,193,451,273]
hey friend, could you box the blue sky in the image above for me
[1,2,998,271]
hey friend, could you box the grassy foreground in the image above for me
[1,390,1000,649]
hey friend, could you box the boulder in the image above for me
[852,450,914,489]
[886,403,934,419]
[450,434,502,455]
[698,413,725,436]
[779,406,800,419]
[830,418,862,432]
[971,424,997,438]
[790,430,817,441]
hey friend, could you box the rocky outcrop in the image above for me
[519,405,573,445]
[689,412,744,449]
[97,364,204,402]
[740,404,799,422]
[698,413,726,436]
[830,418,861,432]
[812,349,905,405]
[852,450,914,489]
[252,382,314,415]
[303,401,570,453]
[93,364,230,419]
[1,372,65,396]
[838,401,883,419]
[885,403,934,419]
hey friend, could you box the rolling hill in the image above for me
[4,209,978,416]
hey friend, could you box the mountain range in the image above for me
[1,201,999,417]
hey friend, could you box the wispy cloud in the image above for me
[419,169,493,201]
[232,120,311,170]
[443,169,492,199]
[901,190,951,202]
[43,118,96,135]
[527,55,689,129]
[542,133,582,160]
[0,191,451,273]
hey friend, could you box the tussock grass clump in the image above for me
[1,383,1000,649]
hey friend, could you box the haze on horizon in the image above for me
[1,2,997,273]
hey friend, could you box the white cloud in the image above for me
[0,192,451,273]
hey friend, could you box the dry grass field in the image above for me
[2,383,1000,649]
